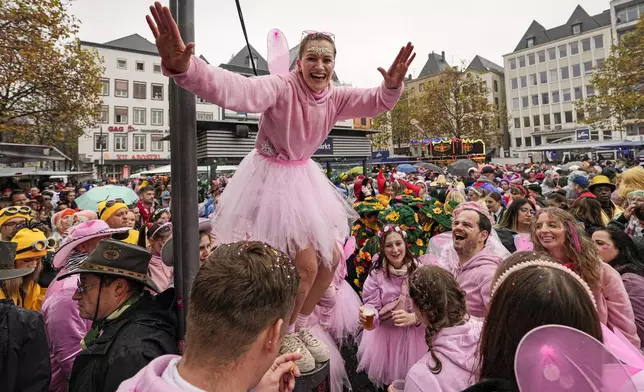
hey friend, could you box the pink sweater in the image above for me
[165,56,403,160]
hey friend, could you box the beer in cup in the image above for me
[362,304,376,330]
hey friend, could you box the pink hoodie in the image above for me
[405,318,482,392]
[453,247,502,318]
[117,355,184,392]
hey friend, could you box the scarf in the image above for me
[388,263,409,277]
[66,249,89,271]
[81,293,141,349]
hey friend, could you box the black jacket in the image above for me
[0,298,51,392]
[496,227,518,253]
[69,291,178,392]
[462,379,518,392]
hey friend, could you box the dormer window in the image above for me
[572,23,582,35]
[245,55,258,67]
[527,37,535,47]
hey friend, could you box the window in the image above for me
[586,86,595,96]
[538,50,546,63]
[100,78,109,96]
[532,94,539,106]
[518,56,526,68]
[525,137,532,147]
[591,130,599,141]
[574,87,582,100]
[152,84,164,100]
[542,92,549,104]
[511,78,518,89]
[593,35,604,49]
[572,24,581,35]
[540,71,548,84]
[135,61,144,71]
[515,138,522,147]
[99,105,109,123]
[596,58,605,69]
[133,82,146,99]
[570,42,579,55]
[522,96,529,108]
[151,109,164,126]
[527,53,535,65]
[552,91,560,103]
[509,58,516,70]
[134,135,146,151]
[565,111,573,123]
[117,59,127,69]
[584,61,593,75]
[133,108,146,125]
[560,66,569,80]
[115,79,128,97]
[494,97,499,106]
[603,130,612,140]
[245,55,258,67]
[558,45,567,58]
[524,116,531,127]
[549,69,558,82]
[543,114,551,125]
[151,135,164,151]
[563,89,571,102]
[94,133,108,151]
[114,134,128,152]
[196,111,214,121]
[533,115,541,126]
[572,63,581,77]
[582,39,591,52]
[534,135,542,146]
[548,47,556,60]
[527,38,535,47]
[529,74,537,86]
[112,107,128,124]
[153,64,161,73]
[419,84,424,92]
[520,76,527,88]
[493,80,498,92]
[554,112,562,124]
[512,97,519,109]
[514,118,521,129]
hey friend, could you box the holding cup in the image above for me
[361,304,376,331]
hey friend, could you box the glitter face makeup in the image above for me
[306,46,334,56]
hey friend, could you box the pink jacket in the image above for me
[41,269,91,392]
[405,318,482,392]
[117,355,183,392]
[453,247,502,318]
[362,269,411,328]
[148,254,174,293]
[166,56,402,161]
[595,263,641,348]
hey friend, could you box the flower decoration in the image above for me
[416,238,424,247]
[386,211,400,222]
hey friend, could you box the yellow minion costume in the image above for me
[2,227,48,311]
[0,207,32,238]
[98,201,139,245]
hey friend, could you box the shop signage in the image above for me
[314,138,334,155]
[372,150,390,159]
[116,154,162,160]
[107,126,169,134]
[576,128,590,141]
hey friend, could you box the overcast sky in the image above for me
[69,0,611,87]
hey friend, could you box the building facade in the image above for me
[503,6,616,162]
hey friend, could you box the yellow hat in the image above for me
[589,175,615,191]
[0,207,31,229]
[12,228,48,260]
[97,201,129,222]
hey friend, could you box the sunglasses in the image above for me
[98,198,125,218]
[16,237,56,254]
[0,206,31,217]
[302,30,335,42]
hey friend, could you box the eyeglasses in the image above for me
[98,198,125,218]
[302,30,335,42]
[16,237,56,254]
[519,207,536,215]
[0,206,31,217]
[76,280,95,294]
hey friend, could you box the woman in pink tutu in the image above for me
[403,265,482,392]
[146,1,415,372]
[357,225,427,387]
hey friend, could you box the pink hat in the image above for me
[52,220,129,268]
[453,201,495,227]
[74,210,98,222]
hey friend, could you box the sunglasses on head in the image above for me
[302,30,335,42]
[16,237,56,254]
[148,222,172,239]
[98,198,125,218]
[0,206,31,217]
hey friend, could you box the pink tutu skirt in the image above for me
[357,324,428,387]
[212,149,358,266]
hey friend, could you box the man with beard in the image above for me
[451,202,502,318]
[610,190,644,237]
[3,226,49,310]
[590,175,623,224]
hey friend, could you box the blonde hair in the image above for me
[445,190,465,214]
[617,167,644,207]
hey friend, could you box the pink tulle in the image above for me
[212,149,358,266]
[357,323,428,387]
[310,325,350,392]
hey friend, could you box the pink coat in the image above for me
[148,254,174,293]
[166,56,402,161]
[453,247,502,318]
[117,355,182,392]
[362,269,410,327]
[41,269,91,392]
[405,318,482,392]
[595,263,641,348]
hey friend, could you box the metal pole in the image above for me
[100,126,104,179]
[169,0,199,353]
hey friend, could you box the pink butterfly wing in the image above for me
[267,28,291,76]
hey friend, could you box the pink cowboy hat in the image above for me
[52,220,130,269]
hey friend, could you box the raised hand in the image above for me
[378,42,416,89]
[146,2,195,74]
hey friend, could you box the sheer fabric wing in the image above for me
[267,28,291,76]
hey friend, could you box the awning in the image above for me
[592,140,644,149]
[0,143,70,164]
[516,141,621,152]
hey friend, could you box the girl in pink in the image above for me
[357,225,427,387]
[146,2,415,368]
[404,265,482,392]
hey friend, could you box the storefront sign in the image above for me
[116,154,162,160]
[137,128,168,133]
[108,125,136,133]
[576,128,590,141]
[314,138,334,155]
[107,126,168,134]
[372,150,390,159]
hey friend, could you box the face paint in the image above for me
[307,46,334,56]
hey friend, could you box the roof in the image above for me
[81,34,159,56]
[466,55,504,75]
[0,143,70,164]
[513,5,611,52]
[224,45,269,71]
[418,51,450,79]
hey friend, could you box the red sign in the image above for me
[116,154,161,160]
[108,126,136,133]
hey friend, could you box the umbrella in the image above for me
[561,161,583,171]
[447,159,478,177]
[347,166,363,175]
[415,162,442,172]
[74,185,139,211]
[396,164,417,173]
